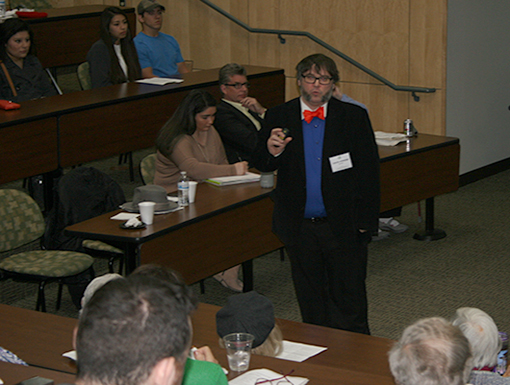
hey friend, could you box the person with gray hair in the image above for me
[388,317,473,385]
[214,63,267,166]
[452,307,510,385]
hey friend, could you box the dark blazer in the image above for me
[214,100,264,165]
[0,55,56,102]
[252,97,380,245]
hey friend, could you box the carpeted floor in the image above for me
[2,158,509,341]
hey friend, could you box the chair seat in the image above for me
[0,250,93,278]
[83,240,122,254]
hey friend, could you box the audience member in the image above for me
[75,275,195,385]
[154,89,248,292]
[214,63,267,166]
[77,266,227,385]
[134,0,189,78]
[252,53,380,333]
[216,291,283,357]
[130,264,228,385]
[76,273,227,385]
[452,307,510,385]
[87,6,141,89]
[0,18,56,102]
[388,317,472,385]
[154,89,248,194]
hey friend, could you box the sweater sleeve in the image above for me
[87,41,113,89]
[170,131,237,181]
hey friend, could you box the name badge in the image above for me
[329,152,353,173]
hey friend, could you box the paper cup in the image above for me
[260,172,275,188]
[188,181,198,203]
[138,201,156,225]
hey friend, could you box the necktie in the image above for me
[303,106,325,124]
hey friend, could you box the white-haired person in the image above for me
[388,317,472,385]
[452,307,510,385]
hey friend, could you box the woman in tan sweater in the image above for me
[154,89,247,192]
[155,89,248,292]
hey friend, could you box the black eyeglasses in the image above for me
[255,370,295,385]
[301,74,333,85]
[223,82,250,89]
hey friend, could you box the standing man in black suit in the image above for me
[252,54,380,334]
[214,63,267,166]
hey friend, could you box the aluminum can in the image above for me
[404,119,413,137]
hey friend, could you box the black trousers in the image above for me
[285,219,370,334]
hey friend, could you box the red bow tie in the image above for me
[303,107,325,123]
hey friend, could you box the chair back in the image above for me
[140,153,157,185]
[0,189,45,252]
[77,62,92,90]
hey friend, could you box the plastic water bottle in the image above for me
[0,0,6,18]
[177,171,189,207]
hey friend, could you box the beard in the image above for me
[300,85,333,105]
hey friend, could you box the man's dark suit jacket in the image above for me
[252,97,380,246]
[214,100,264,165]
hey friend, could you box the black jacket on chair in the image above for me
[43,167,125,251]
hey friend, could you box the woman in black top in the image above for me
[0,18,56,102]
[87,7,141,88]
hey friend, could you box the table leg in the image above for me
[242,260,253,292]
[413,197,447,241]
[125,244,141,275]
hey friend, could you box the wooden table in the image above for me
[24,5,136,69]
[65,133,460,286]
[0,65,285,185]
[0,362,75,385]
[379,134,460,240]
[0,303,395,385]
[65,181,282,290]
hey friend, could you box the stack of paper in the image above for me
[229,368,308,385]
[205,172,261,186]
[136,78,184,86]
[374,131,408,146]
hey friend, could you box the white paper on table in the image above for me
[374,131,408,146]
[62,350,77,361]
[228,368,308,385]
[275,340,328,362]
[136,78,184,86]
[110,213,140,221]
[167,196,179,203]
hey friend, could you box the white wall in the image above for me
[446,1,510,174]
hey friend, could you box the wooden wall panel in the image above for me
[48,0,447,135]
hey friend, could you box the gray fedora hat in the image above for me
[121,185,177,214]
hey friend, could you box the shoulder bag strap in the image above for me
[0,60,18,97]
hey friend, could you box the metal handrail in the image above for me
[199,0,436,101]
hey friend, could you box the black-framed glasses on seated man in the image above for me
[224,82,250,89]
[301,74,333,85]
[254,370,295,385]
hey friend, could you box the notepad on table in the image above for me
[136,77,184,86]
[205,172,261,186]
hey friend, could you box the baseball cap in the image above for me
[137,0,165,15]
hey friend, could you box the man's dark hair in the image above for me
[76,275,197,385]
[295,53,340,83]
[219,63,247,86]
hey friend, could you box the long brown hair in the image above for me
[100,7,141,84]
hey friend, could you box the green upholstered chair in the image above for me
[77,62,91,91]
[139,153,157,185]
[0,189,94,312]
